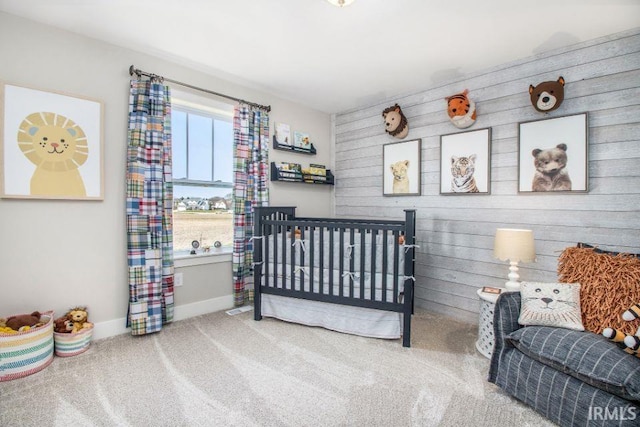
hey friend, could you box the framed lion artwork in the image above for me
[383,139,421,197]
[1,83,103,200]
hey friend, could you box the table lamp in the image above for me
[493,228,536,291]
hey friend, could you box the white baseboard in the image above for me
[92,294,234,341]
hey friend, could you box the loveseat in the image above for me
[489,292,640,426]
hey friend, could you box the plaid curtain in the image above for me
[126,79,174,335]
[232,105,269,306]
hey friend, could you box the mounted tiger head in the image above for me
[445,89,477,129]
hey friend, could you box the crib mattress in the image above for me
[261,294,402,339]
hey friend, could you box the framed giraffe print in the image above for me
[440,128,491,195]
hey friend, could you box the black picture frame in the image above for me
[439,128,491,195]
[518,112,588,193]
[383,139,421,196]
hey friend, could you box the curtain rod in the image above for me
[129,65,271,112]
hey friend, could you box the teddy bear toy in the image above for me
[5,311,42,332]
[381,103,409,139]
[67,307,93,333]
[529,76,565,112]
[445,89,476,129]
[54,316,74,334]
[602,303,640,358]
[531,143,572,191]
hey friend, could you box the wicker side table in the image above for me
[475,288,504,359]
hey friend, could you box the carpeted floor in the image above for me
[0,309,554,426]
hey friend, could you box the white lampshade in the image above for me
[494,228,536,263]
[327,0,355,7]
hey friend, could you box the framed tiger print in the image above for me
[518,112,588,193]
[1,82,104,200]
[439,128,491,195]
[383,138,421,196]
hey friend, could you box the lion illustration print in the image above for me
[390,160,410,194]
[17,112,88,197]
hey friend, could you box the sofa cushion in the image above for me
[507,326,640,402]
[518,281,584,331]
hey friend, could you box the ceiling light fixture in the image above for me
[327,0,355,7]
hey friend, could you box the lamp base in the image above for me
[504,280,521,292]
[504,261,521,291]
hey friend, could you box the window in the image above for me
[171,92,234,254]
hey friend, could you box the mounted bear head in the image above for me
[445,89,476,129]
[529,76,565,112]
[382,104,409,139]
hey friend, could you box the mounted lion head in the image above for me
[382,103,409,139]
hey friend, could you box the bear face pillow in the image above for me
[519,281,584,331]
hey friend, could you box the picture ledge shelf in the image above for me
[273,139,317,155]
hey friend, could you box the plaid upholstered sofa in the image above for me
[489,292,640,426]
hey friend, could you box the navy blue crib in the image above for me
[253,206,417,347]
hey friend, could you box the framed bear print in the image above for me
[1,83,104,200]
[383,139,421,196]
[440,128,491,195]
[518,113,588,193]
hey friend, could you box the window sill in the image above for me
[174,248,232,268]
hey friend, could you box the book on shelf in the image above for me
[293,131,312,151]
[274,122,291,146]
[275,162,302,180]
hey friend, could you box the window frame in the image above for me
[170,94,235,260]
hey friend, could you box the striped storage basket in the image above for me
[53,325,93,357]
[0,311,54,382]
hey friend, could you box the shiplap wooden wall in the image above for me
[334,28,640,323]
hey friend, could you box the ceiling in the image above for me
[1,0,639,113]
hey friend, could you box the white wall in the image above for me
[334,28,640,323]
[0,12,332,338]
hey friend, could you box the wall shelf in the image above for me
[270,162,334,185]
[273,138,316,155]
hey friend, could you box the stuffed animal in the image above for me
[602,304,640,358]
[54,316,74,334]
[529,76,565,112]
[0,317,18,334]
[67,307,93,333]
[531,143,572,191]
[5,311,41,332]
[382,104,409,139]
[445,89,476,129]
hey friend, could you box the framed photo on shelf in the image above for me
[439,128,491,195]
[518,112,588,193]
[1,83,103,200]
[383,138,421,196]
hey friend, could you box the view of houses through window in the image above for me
[171,94,234,254]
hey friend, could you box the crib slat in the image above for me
[393,230,399,304]
[329,228,334,296]
[370,229,377,301]
[382,231,388,303]
[339,228,344,297]
[319,226,324,295]
[359,227,365,300]
[309,226,315,295]
[349,228,355,299]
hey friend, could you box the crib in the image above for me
[253,207,417,347]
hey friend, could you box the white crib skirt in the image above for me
[260,294,402,340]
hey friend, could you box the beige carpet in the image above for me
[0,309,554,427]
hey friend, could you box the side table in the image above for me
[475,288,505,359]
